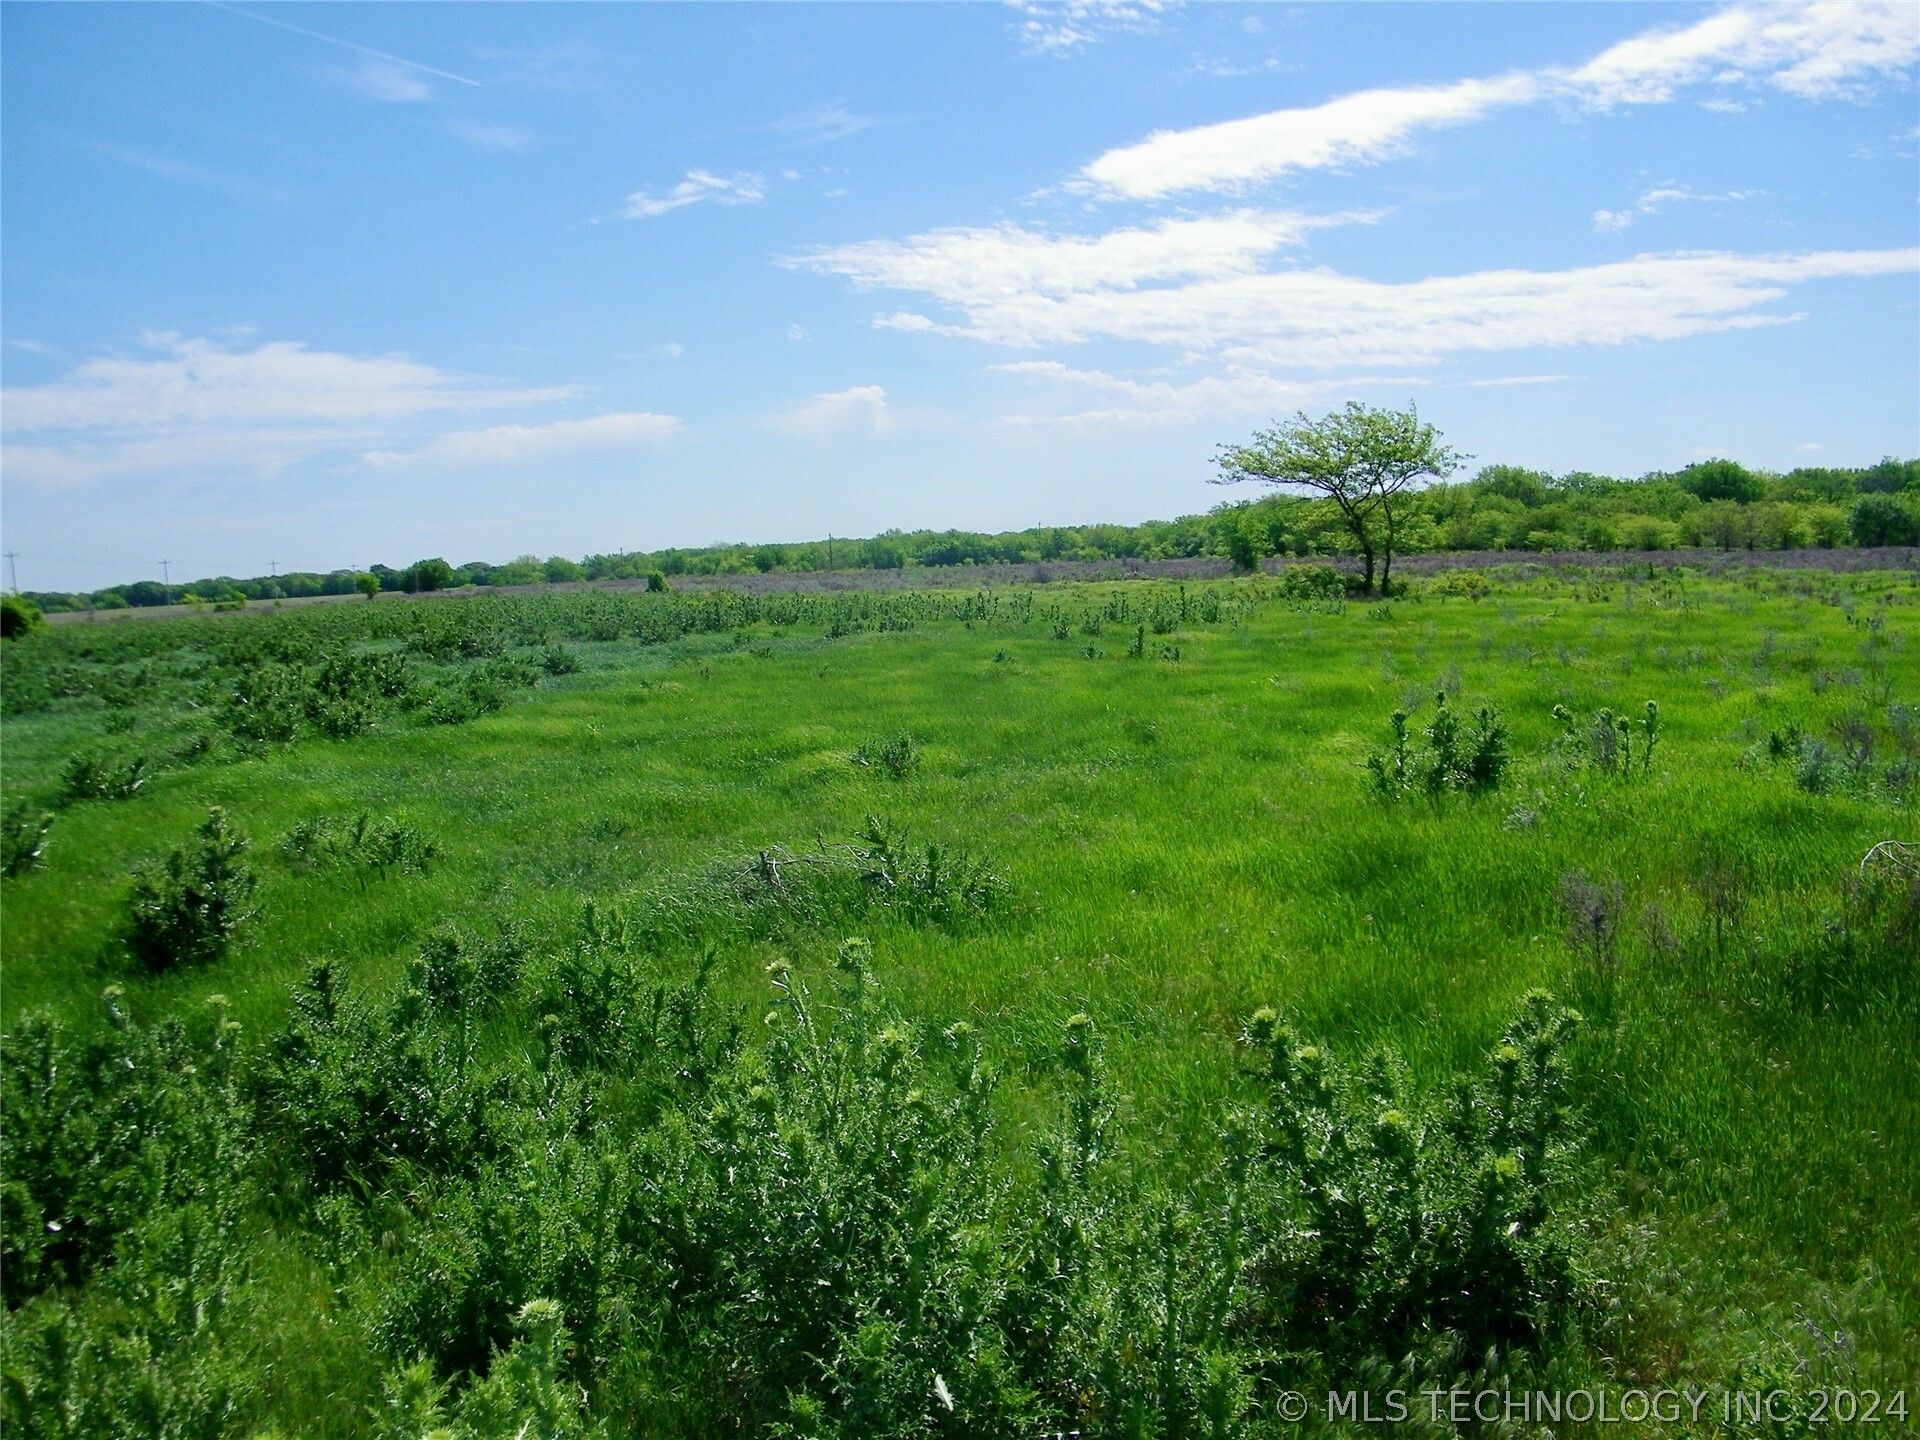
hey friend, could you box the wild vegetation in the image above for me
[1,559,1915,1437]
[16,455,1918,612]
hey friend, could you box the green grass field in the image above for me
[2,563,1915,1437]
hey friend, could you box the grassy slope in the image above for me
[3,567,1916,1382]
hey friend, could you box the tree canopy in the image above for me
[1214,402,1467,592]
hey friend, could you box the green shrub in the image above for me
[850,732,919,779]
[1275,563,1347,601]
[57,751,151,804]
[1,592,42,639]
[849,815,1006,925]
[1236,990,1591,1358]
[0,989,248,1306]
[2,801,53,876]
[375,1301,600,1440]
[250,958,509,1199]
[125,809,257,971]
[1367,693,1510,797]
[1552,700,1660,777]
[279,810,440,880]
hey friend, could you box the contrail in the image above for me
[207,2,482,87]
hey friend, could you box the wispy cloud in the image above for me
[78,139,298,204]
[804,229,1918,367]
[329,57,435,104]
[766,101,887,145]
[211,3,480,89]
[1078,2,1918,199]
[449,122,534,151]
[795,209,1375,306]
[1084,72,1542,199]
[0,334,570,488]
[1006,0,1178,55]
[1,334,561,433]
[363,412,680,468]
[623,170,766,219]
[1458,374,1573,388]
[1593,182,1761,233]
[993,360,1408,427]
[1567,0,1917,105]
[771,385,889,439]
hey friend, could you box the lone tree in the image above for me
[1215,402,1466,594]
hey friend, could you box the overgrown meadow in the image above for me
[1,562,1915,1438]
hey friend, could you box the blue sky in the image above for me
[2,1,1915,592]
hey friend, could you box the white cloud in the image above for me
[1592,182,1761,232]
[1007,0,1176,54]
[451,122,534,151]
[796,209,1374,304]
[771,385,889,438]
[362,412,680,468]
[767,101,883,144]
[1568,0,1918,105]
[788,324,811,341]
[622,170,766,219]
[0,333,573,488]
[1078,3,1919,199]
[1083,72,1542,199]
[1,333,564,433]
[993,360,1410,426]
[1796,441,1825,451]
[1459,374,1572,388]
[333,57,434,103]
[806,233,1918,367]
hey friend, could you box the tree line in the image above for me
[17,452,1917,615]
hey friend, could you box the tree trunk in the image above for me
[1359,544,1376,594]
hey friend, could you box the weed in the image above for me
[1368,692,1510,798]
[849,815,1006,925]
[279,811,441,880]
[1560,871,1625,980]
[2,801,54,876]
[58,751,150,804]
[125,808,258,971]
[850,732,920,779]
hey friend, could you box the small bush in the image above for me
[850,732,919,779]
[1237,990,1590,1358]
[125,808,258,971]
[2,801,53,876]
[849,814,1006,924]
[1,592,42,639]
[1275,564,1346,602]
[279,811,441,880]
[1552,700,1660,777]
[1367,692,1510,798]
[58,752,151,804]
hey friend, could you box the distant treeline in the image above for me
[24,455,1919,613]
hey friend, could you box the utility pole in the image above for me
[159,559,172,606]
[3,551,17,594]
[269,559,278,578]
[827,534,835,571]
